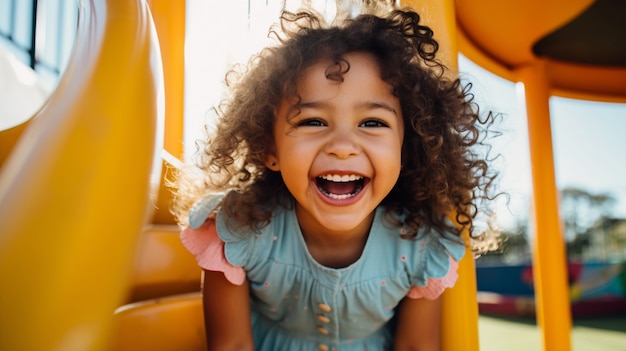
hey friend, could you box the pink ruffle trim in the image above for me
[406,257,459,300]
[180,219,246,285]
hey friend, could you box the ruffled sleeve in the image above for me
[181,220,245,285]
[179,193,246,285]
[406,231,466,300]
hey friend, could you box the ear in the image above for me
[265,153,280,171]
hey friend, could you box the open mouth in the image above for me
[315,174,368,200]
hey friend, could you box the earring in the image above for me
[271,162,276,167]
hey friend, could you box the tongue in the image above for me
[325,181,356,195]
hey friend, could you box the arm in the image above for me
[393,296,443,351]
[202,269,254,351]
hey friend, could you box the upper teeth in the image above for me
[319,174,363,182]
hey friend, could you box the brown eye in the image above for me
[297,118,326,127]
[360,119,388,128]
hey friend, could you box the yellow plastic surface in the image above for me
[402,1,480,350]
[516,61,573,351]
[455,0,626,103]
[110,292,206,351]
[127,225,202,303]
[0,121,29,168]
[146,0,186,225]
[0,43,49,168]
[151,155,180,224]
[0,1,164,350]
[147,0,186,160]
[545,60,626,103]
[456,0,593,68]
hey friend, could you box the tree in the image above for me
[560,187,616,241]
[560,186,621,261]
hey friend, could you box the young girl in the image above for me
[172,8,498,351]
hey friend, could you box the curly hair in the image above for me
[171,8,500,248]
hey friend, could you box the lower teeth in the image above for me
[327,193,355,200]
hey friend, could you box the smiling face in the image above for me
[267,52,404,239]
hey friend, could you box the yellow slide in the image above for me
[0,0,164,349]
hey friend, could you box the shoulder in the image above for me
[376,208,465,261]
[376,209,466,294]
[406,228,466,299]
[214,203,294,268]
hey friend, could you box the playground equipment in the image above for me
[0,0,624,350]
[476,262,626,317]
[0,0,165,349]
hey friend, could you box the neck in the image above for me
[297,210,375,268]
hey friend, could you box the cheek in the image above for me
[275,143,313,182]
[389,142,404,177]
[390,136,404,164]
[374,144,403,179]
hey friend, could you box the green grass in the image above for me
[478,314,626,351]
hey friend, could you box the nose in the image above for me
[324,128,359,159]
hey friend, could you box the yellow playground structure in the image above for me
[0,0,624,350]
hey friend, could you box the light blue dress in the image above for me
[181,196,465,351]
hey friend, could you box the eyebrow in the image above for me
[298,100,398,116]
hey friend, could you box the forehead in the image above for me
[299,52,380,80]
[295,52,395,101]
